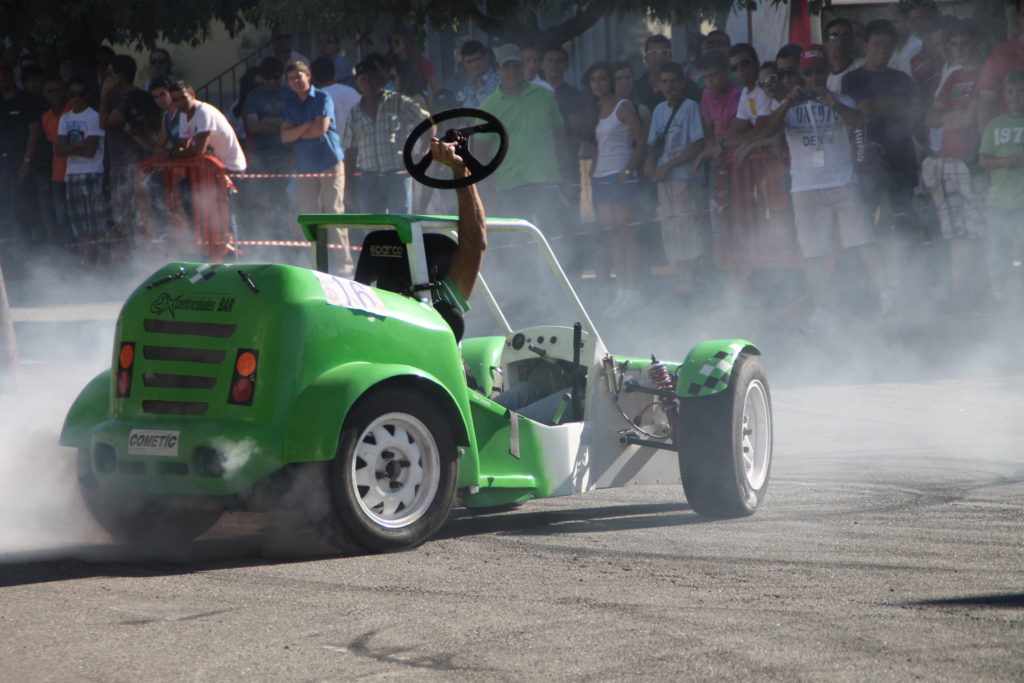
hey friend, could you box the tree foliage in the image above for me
[2,0,805,61]
[256,0,792,49]
[0,0,258,58]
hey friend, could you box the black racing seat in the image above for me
[354,229,465,340]
[354,229,457,294]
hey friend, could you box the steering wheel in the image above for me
[402,108,508,189]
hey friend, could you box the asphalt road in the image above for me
[0,358,1022,681]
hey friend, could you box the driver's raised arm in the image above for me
[432,136,487,301]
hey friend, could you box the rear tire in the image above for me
[78,451,223,544]
[324,389,458,552]
[675,354,772,517]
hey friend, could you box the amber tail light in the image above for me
[227,349,258,406]
[116,342,135,398]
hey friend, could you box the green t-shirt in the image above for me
[479,83,565,192]
[980,114,1024,210]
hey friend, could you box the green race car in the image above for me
[60,211,772,553]
[60,109,773,553]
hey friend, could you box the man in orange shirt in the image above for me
[41,76,73,250]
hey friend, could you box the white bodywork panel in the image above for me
[499,324,681,496]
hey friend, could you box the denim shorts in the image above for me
[592,173,636,206]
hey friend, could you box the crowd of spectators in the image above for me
[455,0,1024,325]
[1,2,1022,329]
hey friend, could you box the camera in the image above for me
[796,90,820,102]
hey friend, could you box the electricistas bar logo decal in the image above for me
[150,293,235,317]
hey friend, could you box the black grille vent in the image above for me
[143,400,209,415]
[118,461,146,475]
[143,373,217,389]
[143,319,237,338]
[143,346,225,364]
[159,462,189,476]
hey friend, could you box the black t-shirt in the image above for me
[0,89,40,157]
[636,71,663,111]
[29,94,52,170]
[552,81,588,178]
[105,88,146,167]
[841,67,919,173]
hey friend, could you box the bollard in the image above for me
[0,264,19,391]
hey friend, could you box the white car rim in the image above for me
[740,380,771,491]
[351,412,441,529]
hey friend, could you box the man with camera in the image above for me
[763,44,891,329]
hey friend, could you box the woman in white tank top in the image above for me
[585,61,648,314]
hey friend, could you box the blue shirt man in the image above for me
[282,75,344,174]
[281,61,348,261]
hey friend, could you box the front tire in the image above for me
[325,390,458,552]
[675,354,772,517]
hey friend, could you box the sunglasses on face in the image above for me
[729,59,753,72]
[757,75,778,87]
[802,68,827,77]
[779,68,799,78]
[827,32,852,42]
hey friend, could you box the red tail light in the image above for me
[116,342,135,398]
[227,349,258,406]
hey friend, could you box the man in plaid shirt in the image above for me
[342,54,429,214]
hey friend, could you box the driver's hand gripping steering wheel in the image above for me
[402,108,509,189]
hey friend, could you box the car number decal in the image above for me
[313,272,388,317]
[128,429,180,456]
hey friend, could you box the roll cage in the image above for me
[297,213,605,351]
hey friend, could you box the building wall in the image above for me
[114,21,267,108]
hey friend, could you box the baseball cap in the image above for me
[494,44,523,67]
[799,44,828,70]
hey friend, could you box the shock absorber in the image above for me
[648,354,677,414]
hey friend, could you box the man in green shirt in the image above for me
[479,44,568,231]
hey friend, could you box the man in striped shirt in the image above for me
[342,54,429,214]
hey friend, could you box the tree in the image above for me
[0,0,258,60]
[255,0,791,49]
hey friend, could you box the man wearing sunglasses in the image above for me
[692,51,741,174]
[775,44,804,102]
[726,43,763,146]
[825,18,864,93]
[144,49,173,91]
[635,35,674,111]
[842,19,922,245]
[762,45,891,327]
